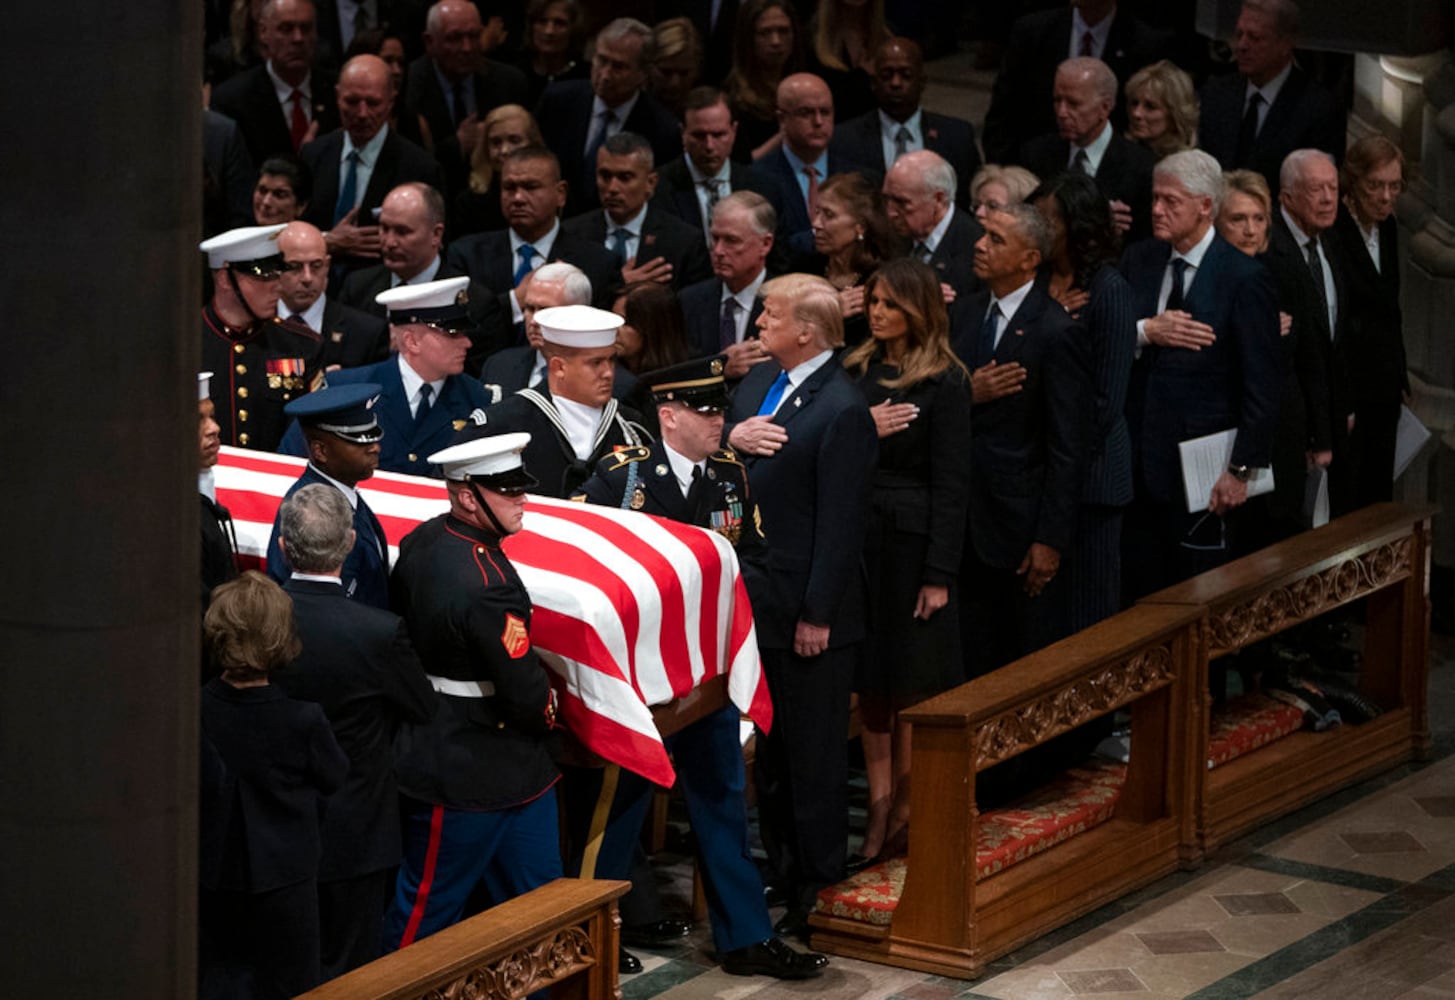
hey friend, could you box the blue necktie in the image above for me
[514,244,537,286]
[757,369,790,417]
[607,228,629,266]
[333,150,360,225]
[977,304,1001,367]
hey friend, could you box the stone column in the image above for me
[0,2,201,996]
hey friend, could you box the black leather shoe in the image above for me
[621,917,693,948]
[844,852,879,874]
[772,908,811,940]
[762,881,788,908]
[618,948,643,975]
[721,937,829,979]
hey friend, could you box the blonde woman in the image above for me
[1124,60,1199,157]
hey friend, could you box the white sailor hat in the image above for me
[198,372,213,402]
[376,276,473,333]
[198,224,288,272]
[428,431,538,494]
[535,304,624,349]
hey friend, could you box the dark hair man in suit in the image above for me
[273,483,436,978]
[723,273,877,938]
[277,221,389,367]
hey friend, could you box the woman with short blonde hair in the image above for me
[1124,60,1199,158]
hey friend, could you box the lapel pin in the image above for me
[655,464,669,476]
[1015,328,1025,337]
[793,396,803,407]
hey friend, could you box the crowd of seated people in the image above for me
[198,0,1408,991]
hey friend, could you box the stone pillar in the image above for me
[0,2,200,996]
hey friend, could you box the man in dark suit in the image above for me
[562,132,711,291]
[882,150,983,299]
[337,182,510,374]
[952,203,1092,674]
[724,274,877,937]
[272,484,436,979]
[470,305,650,498]
[982,0,1170,165]
[1197,0,1345,195]
[400,0,529,196]
[679,192,775,377]
[653,88,784,245]
[831,38,980,201]
[446,146,623,316]
[266,383,392,609]
[1118,150,1281,597]
[277,221,390,368]
[1019,57,1156,242]
[536,18,684,216]
[753,74,871,268]
[211,0,340,165]
[299,55,442,277]
[283,276,493,476]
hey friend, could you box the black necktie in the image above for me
[1306,237,1331,338]
[1236,92,1263,167]
[1072,148,1091,176]
[685,464,704,505]
[451,81,468,128]
[1165,257,1188,312]
[415,383,434,431]
[977,304,1001,367]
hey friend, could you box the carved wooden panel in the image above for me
[1205,539,1413,656]
[975,646,1175,769]
[420,926,596,999]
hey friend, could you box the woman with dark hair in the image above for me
[810,172,900,347]
[451,104,544,239]
[517,0,588,108]
[841,257,971,865]
[198,571,349,1000]
[724,0,805,161]
[613,281,693,438]
[1029,172,1135,632]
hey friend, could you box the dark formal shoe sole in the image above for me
[618,948,643,975]
[621,917,694,948]
[721,938,829,979]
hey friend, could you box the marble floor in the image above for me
[616,631,1455,1000]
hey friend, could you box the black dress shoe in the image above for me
[772,908,811,940]
[721,937,829,979]
[621,917,693,948]
[618,948,643,975]
[762,881,788,908]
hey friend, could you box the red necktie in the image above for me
[289,89,308,151]
[804,165,820,218]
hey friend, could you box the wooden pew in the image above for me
[1141,502,1436,853]
[297,878,630,1000]
[808,603,1204,978]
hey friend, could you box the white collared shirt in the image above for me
[1069,120,1113,177]
[199,468,216,501]
[287,293,327,332]
[988,278,1035,352]
[335,0,372,49]
[290,572,343,584]
[339,124,390,217]
[686,156,731,236]
[266,62,312,120]
[1244,61,1293,132]
[763,349,833,417]
[398,355,446,418]
[306,462,359,508]
[721,270,767,344]
[1136,224,1216,345]
[390,254,443,288]
[663,441,704,496]
[1358,219,1382,274]
[603,203,650,262]
[1281,206,1338,337]
[508,222,561,321]
[879,108,924,166]
[1069,7,1115,59]
[553,395,605,460]
[919,203,956,256]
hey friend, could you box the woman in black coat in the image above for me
[199,572,348,1000]
[841,257,971,865]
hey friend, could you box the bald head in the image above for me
[379,183,445,279]
[337,55,392,145]
[425,0,484,81]
[872,38,927,122]
[1053,57,1115,147]
[277,221,330,313]
[776,73,834,160]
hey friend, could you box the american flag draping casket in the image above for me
[212,446,771,787]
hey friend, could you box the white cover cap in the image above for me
[198,224,287,268]
[535,305,624,349]
[429,431,533,482]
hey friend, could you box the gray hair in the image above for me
[714,190,777,236]
[596,17,656,67]
[1058,57,1117,104]
[278,484,353,574]
[901,150,958,201]
[999,202,1052,260]
[532,261,592,305]
[1279,148,1336,193]
[602,130,655,169]
[1243,0,1300,38]
[1154,149,1227,213]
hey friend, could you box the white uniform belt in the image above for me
[426,675,496,698]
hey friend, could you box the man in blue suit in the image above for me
[266,383,392,609]
[280,276,492,477]
[724,274,877,937]
[1118,149,1281,598]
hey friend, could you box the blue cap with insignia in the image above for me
[429,431,538,494]
[284,382,384,444]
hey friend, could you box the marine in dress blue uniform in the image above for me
[265,383,391,609]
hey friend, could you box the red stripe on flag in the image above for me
[554,686,676,787]
[532,606,631,686]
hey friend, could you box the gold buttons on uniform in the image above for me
[477,547,485,554]
[238,433,250,445]
[238,409,248,421]
[408,453,418,463]
[237,387,248,398]
[233,344,245,354]
[235,364,246,375]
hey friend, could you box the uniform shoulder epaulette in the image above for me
[605,445,651,471]
[710,447,744,467]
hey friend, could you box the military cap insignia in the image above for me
[453,419,468,430]
[630,488,646,510]
[710,358,725,376]
[501,613,530,658]
[456,287,470,305]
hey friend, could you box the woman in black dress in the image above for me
[841,257,971,864]
[810,172,900,348]
[516,0,589,109]
[199,572,348,999]
[1029,172,1134,632]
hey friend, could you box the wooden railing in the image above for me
[297,878,631,1000]
[808,503,1436,979]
